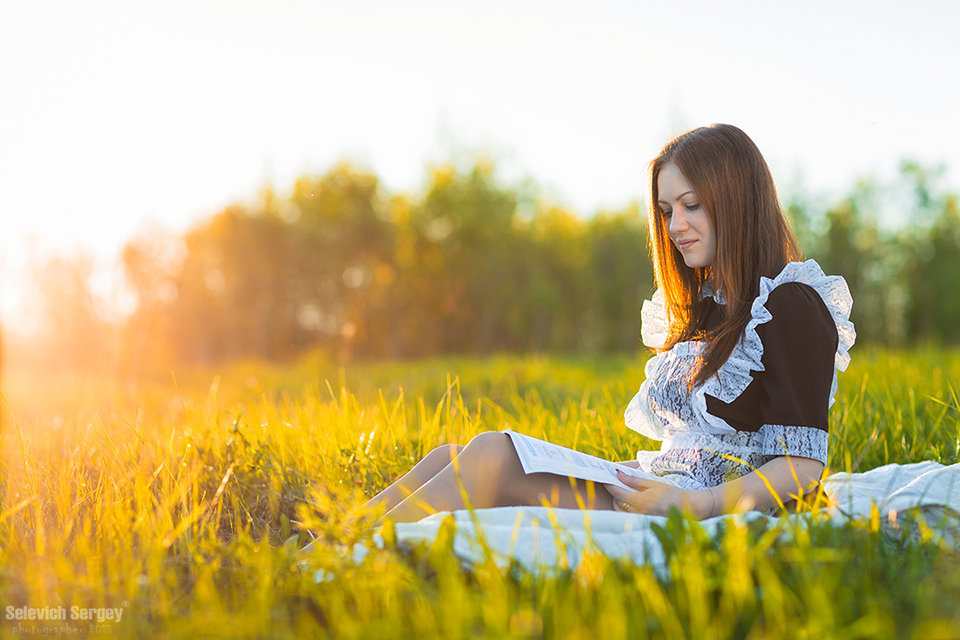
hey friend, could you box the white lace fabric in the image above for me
[625,259,856,489]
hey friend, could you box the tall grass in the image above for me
[1,347,958,638]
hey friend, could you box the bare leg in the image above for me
[360,444,465,516]
[381,432,617,523]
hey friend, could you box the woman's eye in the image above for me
[661,209,672,218]
[685,203,700,211]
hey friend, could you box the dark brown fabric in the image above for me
[704,282,839,433]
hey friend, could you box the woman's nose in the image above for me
[668,209,688,234]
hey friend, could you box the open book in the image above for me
[503,430,661,490]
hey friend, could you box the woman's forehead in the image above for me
[657,164,696,201]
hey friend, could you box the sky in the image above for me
[1,0,959,329]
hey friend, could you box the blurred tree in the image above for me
[523,204,589,351]
[407,161,523,353]
[806,179,893,344]
[287,164,394,361]
[783,194,818,257]
[898,161,960,342]
[584,205,653,352]
[120,229,184,371]
[27,251,109,371]
[119,164,397,366]
[173,206,302,362]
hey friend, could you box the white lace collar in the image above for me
[700,281,726,305]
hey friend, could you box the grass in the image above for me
[1,347,959,638]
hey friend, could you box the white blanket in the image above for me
[347,461,960,574]
[821,460,960,518]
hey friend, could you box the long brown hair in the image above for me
[648,124,802,386]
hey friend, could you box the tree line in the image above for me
[23,158,960,372]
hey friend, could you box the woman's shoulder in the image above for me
[764,282,832,322]
[749,259,856,372]
[755,260,853,324]
[758,260,852,308]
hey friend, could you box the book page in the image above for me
[503,430,661,490]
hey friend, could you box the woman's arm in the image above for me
[703,455,824,516]
[606,455,824,518]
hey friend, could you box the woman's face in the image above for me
[657,162,716,268]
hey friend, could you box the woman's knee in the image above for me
[460,432,522,484]
[463,431,512,459]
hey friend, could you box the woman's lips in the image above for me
[677,239,697,250]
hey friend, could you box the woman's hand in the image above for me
[606,468,714,518]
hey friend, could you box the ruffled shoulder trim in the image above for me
[640,289,669,349]
[755,259,856,372]
[695,259,856,430]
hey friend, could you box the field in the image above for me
[1,348,959,638]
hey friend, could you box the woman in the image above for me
[362,124,855,524]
